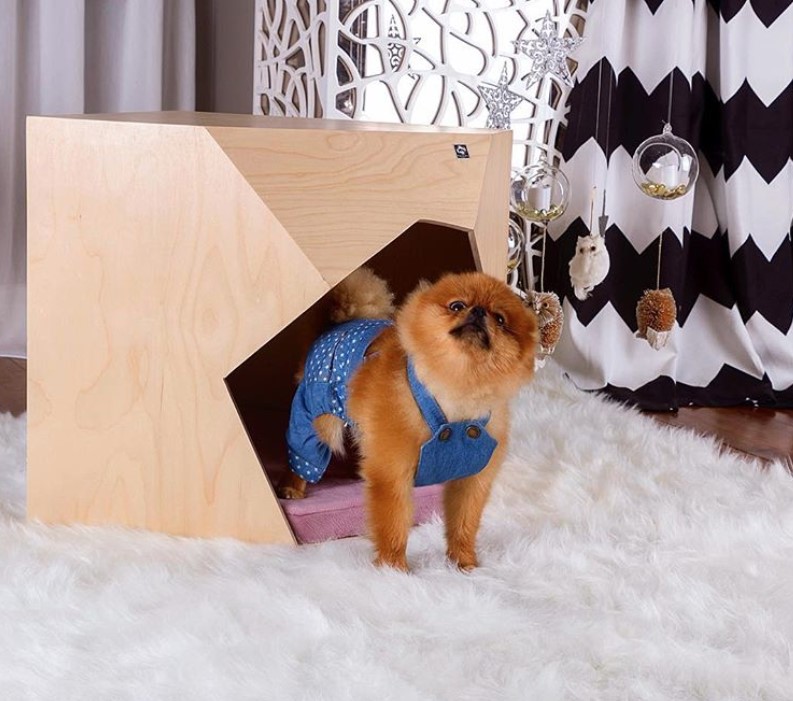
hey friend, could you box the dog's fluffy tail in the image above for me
[330,268,395,324]
[312,414,346,458]
[307,268,393,460]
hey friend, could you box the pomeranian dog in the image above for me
[278,268,538,571]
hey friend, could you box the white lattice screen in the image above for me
[252,0,588,284]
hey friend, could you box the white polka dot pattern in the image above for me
[285,319,392,483]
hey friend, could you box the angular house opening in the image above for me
[225,222,479,542]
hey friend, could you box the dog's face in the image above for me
[397,272,538,396]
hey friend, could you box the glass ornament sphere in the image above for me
[507,219,526,272]
[510,158,570,223]
[632,124,699,200]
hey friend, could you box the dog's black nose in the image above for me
[470,306,486,319]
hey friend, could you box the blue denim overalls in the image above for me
[286,319,498,485]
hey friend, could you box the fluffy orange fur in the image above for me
[280,271,538,571]
[330,267,396,323]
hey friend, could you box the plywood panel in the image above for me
[472,131,513,277]
[27,118,331,542]
[208,126,494,285]
[25,112,512,544]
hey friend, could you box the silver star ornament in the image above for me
[478,65,524,129]
[387,16,404,71]
[387,15,420,73]
[513,11,583,88]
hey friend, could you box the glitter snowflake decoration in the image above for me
[513,11,583,89]
[478,65,524,129]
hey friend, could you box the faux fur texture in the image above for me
[1,365,792,700]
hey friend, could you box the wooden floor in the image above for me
[1,358,791,468]
[652,406,793,469]
[0,357,26,417]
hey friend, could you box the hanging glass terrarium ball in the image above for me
[507,218,526,272]
[632,124,699,201]
[510,158,570,223]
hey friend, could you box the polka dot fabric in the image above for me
[285,319,392,483]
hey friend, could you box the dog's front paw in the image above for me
[448,549,478,572]
[374,552,410,573]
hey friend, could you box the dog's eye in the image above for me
[590,245,596,252]
[579,248,584,253]
[449,301,466,312]
[494,313,505,327]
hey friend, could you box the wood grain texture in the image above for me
[26,117,330,543]
[471,130,512,278]
[652,407,793,468]
[208,125,503,283]
[25,112,512,543]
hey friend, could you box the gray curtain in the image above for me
[0,0,196,357]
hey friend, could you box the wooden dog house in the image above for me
[26,112,512,544]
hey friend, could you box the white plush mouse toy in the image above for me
[568,233,610,300]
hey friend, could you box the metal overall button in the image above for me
[466,425,481,439]
[439,427,452,441]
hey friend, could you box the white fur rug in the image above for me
[2,366,792,701]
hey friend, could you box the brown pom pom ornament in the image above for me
[636,288,677,350]
[528,291,564,367]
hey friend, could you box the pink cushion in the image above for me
[279,478,443,544]
[235,407,443,543]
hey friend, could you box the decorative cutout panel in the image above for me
[253,0,588,288]
[254,0,587,166]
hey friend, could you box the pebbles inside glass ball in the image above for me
[510,158,570,222]
[632,124,699,201]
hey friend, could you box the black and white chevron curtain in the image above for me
[545,0,793,410]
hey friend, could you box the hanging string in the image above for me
[656,231,663,290]
[666,69,674,127]
[658,34,677,291]
[594,59,604,152]
[539,224,547,292]
[601,69,614,220]
[604,68,614,161]
[591,58,604,200]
